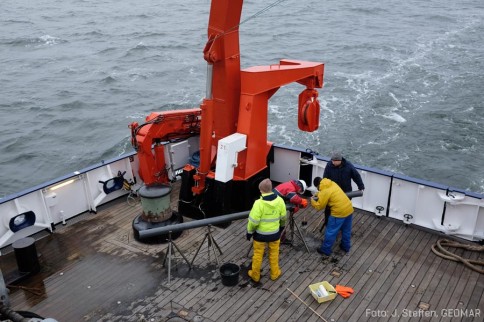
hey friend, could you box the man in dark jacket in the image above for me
[321,151,364,230]
[323,151,365,193]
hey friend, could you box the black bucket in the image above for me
[220,263,240,286]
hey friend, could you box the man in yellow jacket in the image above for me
[311,177,354,256]
[247,178,287,282]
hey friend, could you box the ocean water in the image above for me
[1,0,483,197]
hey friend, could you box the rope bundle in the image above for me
[431,239,484,274]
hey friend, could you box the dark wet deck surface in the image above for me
[1,185,483,322]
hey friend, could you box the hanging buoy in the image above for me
[298,89,320,132]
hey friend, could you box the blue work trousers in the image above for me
[320,214,353,255]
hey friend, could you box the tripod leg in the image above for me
[171,240,192,269]
[280,226,292,245]
[312,216,325,233]
[162,244,169,267]
[167,238,173,285]
[293,221,310,253]
[290,212,295,242]
[207,226,223,255]
[190,233,209,267]
[207,232,220,267]
[207,238,210,263]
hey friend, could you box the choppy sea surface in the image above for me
[1,0,483,196]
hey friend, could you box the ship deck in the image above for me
[1,184,483,322]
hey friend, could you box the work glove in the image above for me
[335,285,354,298]
[279,226,285,233]
[246,233,253,241]
[300,198,308,208]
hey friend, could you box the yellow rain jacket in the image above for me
[311,178,353,218]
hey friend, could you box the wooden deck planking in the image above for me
[126,229,213,318]
[337,222,415,320]
[191,237,257,319]
[1,189,483,322]
[233,256,314,321]
[260,210,375,322]
[279,212,384,322]
[464,273,484,322]
[365,228,430,320]
[192,210,316,321]
[262,213,385,322]
[409,248,457,322]
[393,236,441,322]
[257,253,323,322]
[268,257,327,322]
[422,248,467,322]
[246,211,367,322]
[347,227,430,321]
[170,234,238,315]
[374,229,436,321]
[127,219,250,321]
[445,251,481,322]
[303,217,398,322]
[396,243,446,322]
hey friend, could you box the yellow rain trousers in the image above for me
[248,239,281,282]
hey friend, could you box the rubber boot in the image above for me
[268,239,281,280]
[248,240,265,282]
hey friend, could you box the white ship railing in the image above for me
[274,145,484,242]
[1,142,483,250]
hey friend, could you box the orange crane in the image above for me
[130,0,324,219]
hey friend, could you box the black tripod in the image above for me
[282,207,310,253]
[162,231,192,285]
[190,225,223,267]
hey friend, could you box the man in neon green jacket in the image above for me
[311,177,354,256]
[247,178,287,282]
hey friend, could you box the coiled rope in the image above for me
[431,239,484,274]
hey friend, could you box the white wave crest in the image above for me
[38,35,61,46]
[382,112,406,123]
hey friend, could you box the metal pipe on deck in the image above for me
[138,210,251,239]
[346,190,363,199]
[140,190,362,239]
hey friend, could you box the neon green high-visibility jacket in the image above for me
[247,192,287,242]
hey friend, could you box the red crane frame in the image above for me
[130,0,324,213]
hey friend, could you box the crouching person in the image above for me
[311,177,354,257]
[247,178,287,282]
